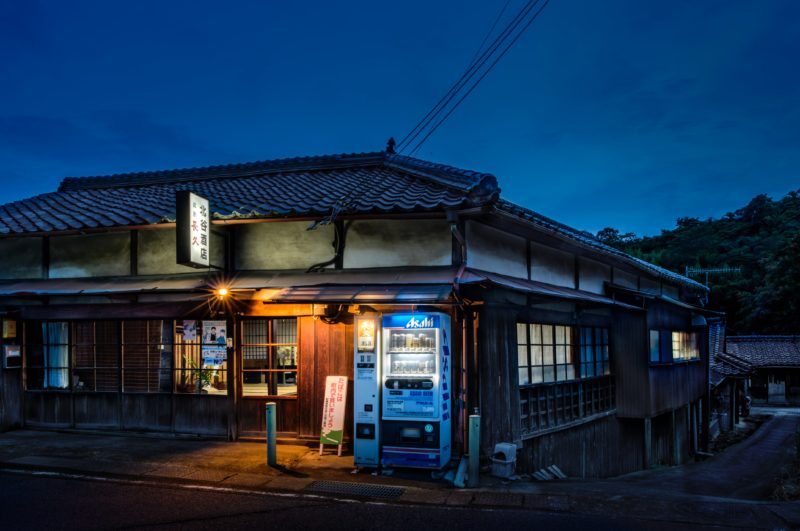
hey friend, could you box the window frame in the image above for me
[240,317,298,398]
[71,321,121,393]
[174,320,229,395]
[579,326,610,378]
[671,330,700,362]
[25,321,71,391]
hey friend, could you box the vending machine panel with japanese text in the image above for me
[353,314,381,467]
[381,313,451,469]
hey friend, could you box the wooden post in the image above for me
[643,417,652,469]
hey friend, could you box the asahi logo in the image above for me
[405,316,434,329]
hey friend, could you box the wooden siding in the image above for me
[647,300,707,416]
[0,370,23,430]
[73,393,119,429]
[238,397,298,434]
[24,392,71,427]
[120,394,172,431]
[172,395,228,436]
[297,316,354,439]
[614,301,708,418]
[477,306,521,456]
[612,310,650,418]
[518,416,643,478]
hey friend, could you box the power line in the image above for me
[408,0,551,156]
[397,0,542,153]
[467,0,514,68]
[398,0,537,152]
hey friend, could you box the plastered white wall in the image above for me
[138,228,224,275]
[614,268,638,289]
[466,221,527,278]
[0,237,43,279]
[530,242,574,288]
[344,219,451,268]
[579,257,611,294]
[236,221,335,270]
[50,232,130,278]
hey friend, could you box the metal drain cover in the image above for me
[305,480,405,499]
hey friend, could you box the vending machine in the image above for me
[353,314,381,467]
[381,313,452,469]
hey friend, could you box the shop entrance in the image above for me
[237,317,299,436]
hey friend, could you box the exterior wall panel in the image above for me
[518,416,643,478]
[579,257,611,294]
[344,220,451,269]
[50,233,130,278]
[614,268,638,289]
[0,238,43,279]
[612,310,649,418]
[139,228,224,275]
[235,221,335,270]
[467,221,527,278]
[530,242,574,288]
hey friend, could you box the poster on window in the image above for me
[182,320,197,341]
[319,375,348,446]
[4,344,21,368]
[202,320,227,367]
[3,319,16,339]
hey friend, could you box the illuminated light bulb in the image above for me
[217,288,229,297]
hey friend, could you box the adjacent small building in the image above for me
[0,150,713,477]
[727,336,800,405]
[708,318,752,437]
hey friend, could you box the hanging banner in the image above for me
[176,190,210,268]
[202,320,227,367]
[320,375,348,446]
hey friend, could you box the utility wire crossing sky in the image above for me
[1,0,798,235]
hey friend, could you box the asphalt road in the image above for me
[0,471,720,531]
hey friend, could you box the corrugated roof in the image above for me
[726,336,800,368]
[0,150,701,291]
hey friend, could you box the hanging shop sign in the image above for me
[202,320,227,367]
[176,190,210,268]
[319,375,348,450]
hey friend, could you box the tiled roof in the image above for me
[0,150,702,290]
[0,152,498,235]
[495,199,707,292]
[726,336,800,368]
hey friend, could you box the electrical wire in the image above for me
[408,0,551,156]
[467,0,514,68]
[397,0,538,153]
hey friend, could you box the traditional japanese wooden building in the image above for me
[727,335,800,405]
[708,317,752,437]
[0,150,713,477]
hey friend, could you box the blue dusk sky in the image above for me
[1,0,798,235]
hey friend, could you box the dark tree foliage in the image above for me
[597,190,800,334]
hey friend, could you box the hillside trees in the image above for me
[597,190,800,333]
